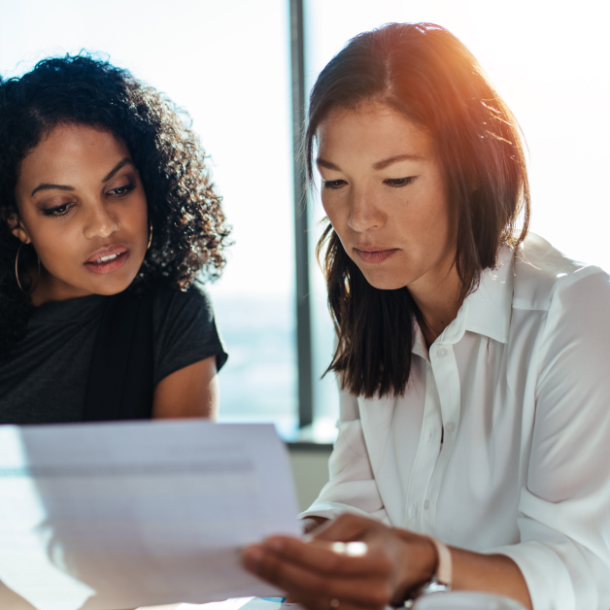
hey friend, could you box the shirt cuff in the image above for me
[299,502,390,525]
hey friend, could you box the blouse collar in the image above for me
[411,245,514,358]
[463,245,514,345]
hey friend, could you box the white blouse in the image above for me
[301,234,610,610]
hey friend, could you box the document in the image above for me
[0,421,300,610]
[138,596,302,610]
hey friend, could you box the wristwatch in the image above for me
[398,536,452,608]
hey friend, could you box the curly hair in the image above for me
[0,54,231,358]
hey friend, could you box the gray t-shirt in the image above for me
[0,285,227,424]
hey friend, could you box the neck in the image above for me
[409,263,467,349]
[29,266,90,306]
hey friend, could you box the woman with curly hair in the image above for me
[0,54,230,423]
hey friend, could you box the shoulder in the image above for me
[152,282,216,323]
[512,232,610,312]
[149,281,227,383]
[150,281,222,349]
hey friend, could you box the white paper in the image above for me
[0,421,300,610]
[138,597,304,610]
[137,594,255,610]
[236,598,302,610]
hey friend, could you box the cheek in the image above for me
[429,193,456,244]
[30,224,82,274]
[321,193,347,233]
[409,183,452,238]
[122,196,149,245]
[22,213,71,252]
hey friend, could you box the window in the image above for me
[3,1,609,441]
[304,0,610,274]
[0,0,299,438]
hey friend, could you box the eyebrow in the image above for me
[101,157,133,182]
[316,153,424,172]
[372,154,424,170]
[31,183,74,197]
[30,157,134,197]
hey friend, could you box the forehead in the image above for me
[19,123,129,183]
[316,102,434,164]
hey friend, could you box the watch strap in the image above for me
[428,536,452,588]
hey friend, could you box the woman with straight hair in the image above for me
[242,23,610,610]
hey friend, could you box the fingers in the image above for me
[312,513,383,543]
[302,516,328,535]
[255,535,390,577]
[240,515,406,610]
[242,543,392,610]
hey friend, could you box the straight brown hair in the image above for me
[307,23,530,398]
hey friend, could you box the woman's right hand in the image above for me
[242,513,437,610]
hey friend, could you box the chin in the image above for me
[93,284,132,296]
[89,272,139,296]
[360,271,408,291]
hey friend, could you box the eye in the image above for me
[43,203,74,217]
[108,183,136,197]
[384,176,416,188]
[323,180,347,190]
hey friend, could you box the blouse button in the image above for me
[424,500,430,510]
[438,347,448,357]
[446,422,455,433]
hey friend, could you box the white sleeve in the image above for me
[299,386,389,524]
[490,271,610,610]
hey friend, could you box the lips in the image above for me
[354,247,398,264]
[84,245,130,275]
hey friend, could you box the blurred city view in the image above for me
[1,0,609,442]
[211,294,298,439]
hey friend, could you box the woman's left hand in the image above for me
[241,513,437,610]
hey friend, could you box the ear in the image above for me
[3,210,31,244]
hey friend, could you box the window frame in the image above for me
[290,0,315,430]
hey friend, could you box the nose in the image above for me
[83,201,121,240]
[347,184,386,233]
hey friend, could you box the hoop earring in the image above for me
[14,242,41,295]
[147,221,153,250]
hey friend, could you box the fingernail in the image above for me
[264,537,284,552]
[243,546,264,572]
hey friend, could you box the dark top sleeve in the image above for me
[152,284,228,386]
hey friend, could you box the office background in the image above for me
[1,0,609,509]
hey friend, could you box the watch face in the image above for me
[413,591,526,610]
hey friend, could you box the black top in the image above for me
[0,285,227,424]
